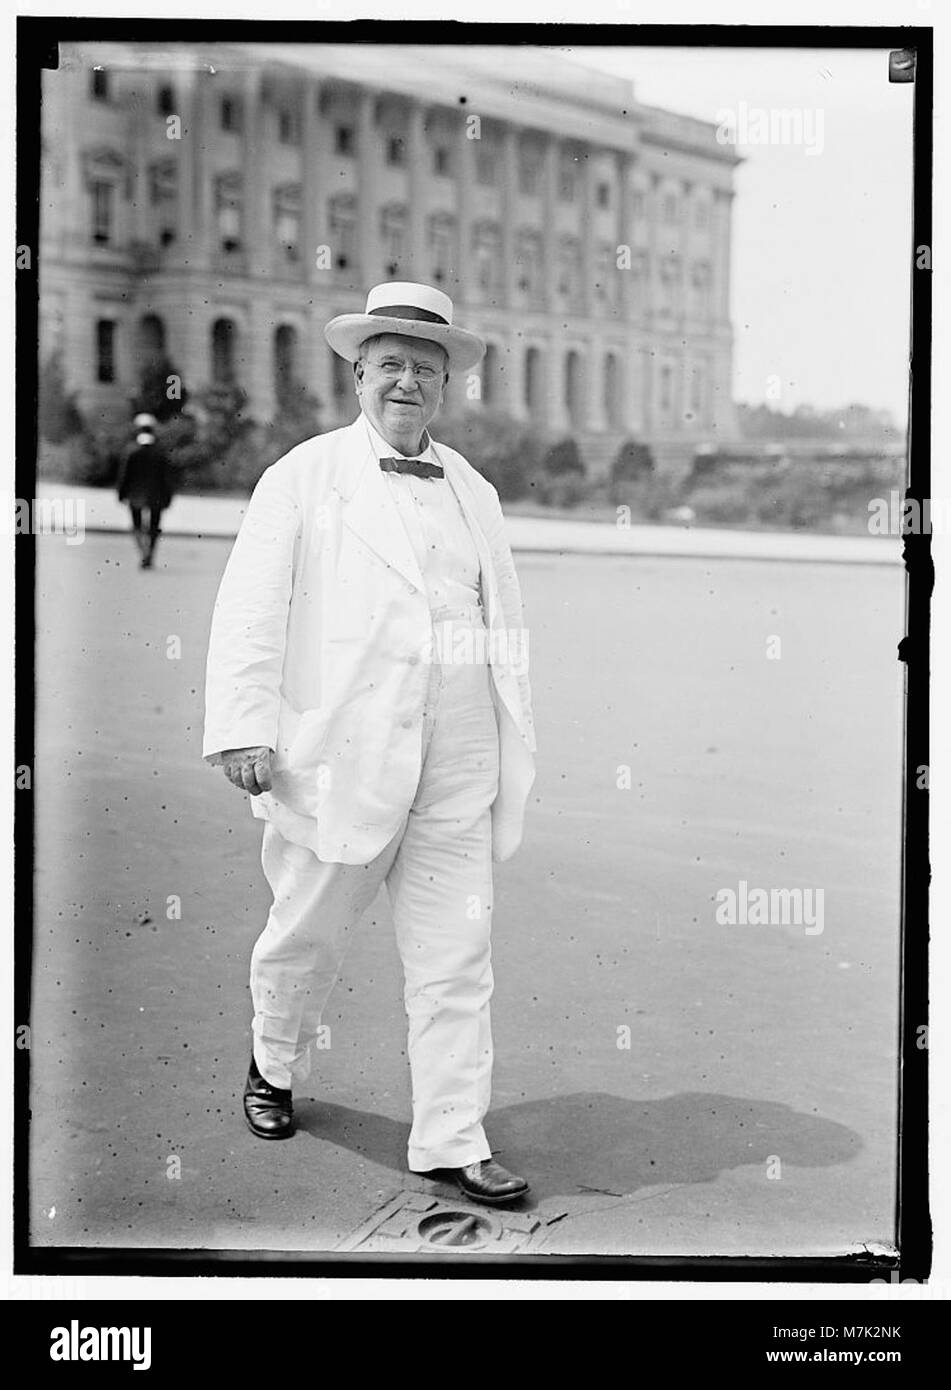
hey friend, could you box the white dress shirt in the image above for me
[363,415,483,618]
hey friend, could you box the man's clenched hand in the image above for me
[220,746,273,796]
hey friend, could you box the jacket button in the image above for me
[401,718,413,729]
[407,654,419,666]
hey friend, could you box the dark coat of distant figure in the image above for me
[116,437,175,511]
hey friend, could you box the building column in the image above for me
[357,89,379,287]
[624,343,644,435]
[547,342,569,433]
[712,187,733,325]
[587,345,607,432]
[505,335,527,420]
[456,111,476,306]
[243,69,269,278]
[500,126,519,310]
[579,147,596,320]
[242,300,274,422]
[132,90,150,245]
[543,136,560,312]
[302,77,329,286]
[618,152,635,323]
[178,68,210,272]
[407,100,427,280]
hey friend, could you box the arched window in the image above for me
[136,313,167,367]
[274,324,299,399]
[604,353,622,430]
[211,318,237,385]
[565,350,583,429]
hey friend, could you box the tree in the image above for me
[38,351,83,443]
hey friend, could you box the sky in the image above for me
[561,45,916,424]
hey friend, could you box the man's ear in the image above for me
[353,360,364,388]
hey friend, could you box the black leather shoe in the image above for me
[243,1057,294,1139]
[452,1159,529,1206]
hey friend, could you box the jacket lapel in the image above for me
[333,417,425,592]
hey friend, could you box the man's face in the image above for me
[354,333,448,451]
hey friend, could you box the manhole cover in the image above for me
[336,1189,541,1254]
[416,1209,499,1250]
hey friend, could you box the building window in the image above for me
[277,106,301,145]
[475,145,498,187]
[90,179,114,245]
[518,147,541,195]
[433,144,451,177]
[274,324,299,400]
[380,204,407,278]
[604,353,622,429]
[386,135,406,167]
[215,174,243,253]
[135,314,167,372]
[662,193,679,224]
[596,181,611,209]
[95,319,116,383]
[690,261,712,317]
[557,236,583,311]
[329,193,357,271]
[594,243,615,314]
[156,84,175,117]
[659,363,674,420]
[428,213,455,287]
[525,346,542,417]
[274,184,302,263]
[149,160,178,246]
[564,350,583,428]
[220,96,243,133]
[211,318,238,385]
[659,254,681,314]
[472,222,502,301]
[90,69,110,102]
[335,124,355,156]
[559,155,579,202]
[515,229,543,308]
[688,362,705,417]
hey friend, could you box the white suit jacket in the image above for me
[203,416,536,865]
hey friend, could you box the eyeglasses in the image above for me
[369,357,443,383]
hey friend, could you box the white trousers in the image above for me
[250,613,500,1172]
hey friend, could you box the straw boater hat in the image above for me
[324,282,485,373]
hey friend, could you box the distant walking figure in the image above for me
[116,413,174,569]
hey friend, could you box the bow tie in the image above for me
[379,456,444,480]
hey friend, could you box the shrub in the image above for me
[542,436,585,477]
[434,409,545,501]
[610,438,655,485]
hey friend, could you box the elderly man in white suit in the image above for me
[203,283,536,1205]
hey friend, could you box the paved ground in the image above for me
[30,531,904,1257]
[34,480,901,566]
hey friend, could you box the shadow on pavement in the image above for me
[294,1090,862,1203]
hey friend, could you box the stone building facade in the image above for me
[39,41,739,472]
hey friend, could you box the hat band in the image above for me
[367,304,449,326]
